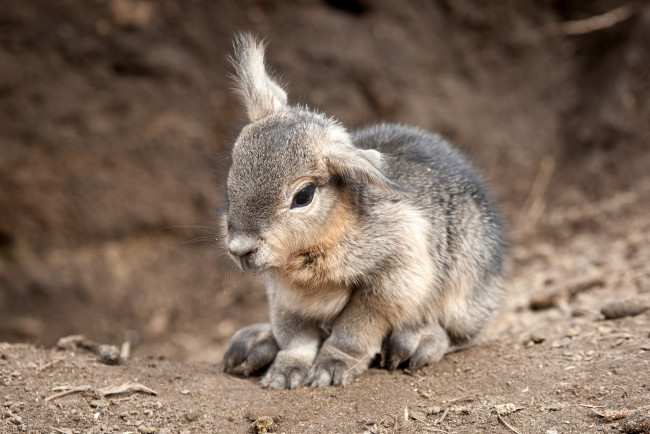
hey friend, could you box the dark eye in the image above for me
[291,184,316,209]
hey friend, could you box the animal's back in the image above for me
[352,123,483,197]
[353,123,505,332]
[353,124,499,223]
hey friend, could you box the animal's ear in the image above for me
[230,33,288,122]
[325,146,402,192]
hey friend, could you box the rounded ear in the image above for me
[230,33,288,122]
[325,147,402,192]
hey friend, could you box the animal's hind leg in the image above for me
[383,321,450,371]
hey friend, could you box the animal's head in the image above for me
[224,33,398,273]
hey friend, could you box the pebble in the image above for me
[601,302,648,320]
[56,335,85,350]
[530,334,546,344]
[250,416,274,434]
[98,345,121,365]
[184,409,200,422]
[495,403,517,415]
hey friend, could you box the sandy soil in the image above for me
[1,0,650,432]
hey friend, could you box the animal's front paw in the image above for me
[260,350,314,389]
[223,323,279,376]
[382,322,450,371]
[303,342,370,387]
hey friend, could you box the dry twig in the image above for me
[560,4,640,35]
[99,382,158,397]
[592,408,633,421]
[495,409,522,434]
[44,381,157,402]
[529,275,605,311]
[437,408,450,424]
[377,413,397,429]
[120,340,131,360]
[521,155,556,229]
[448,396,474,404]
[39,358,64,371]
[44,385,92,402]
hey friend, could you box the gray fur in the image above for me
[221,33,505,389]
[223,323,279,376]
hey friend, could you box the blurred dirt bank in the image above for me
[1,1,650,431]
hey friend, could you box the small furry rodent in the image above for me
[222,33,505,389]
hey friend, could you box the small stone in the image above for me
[98,345,121,365]
[184,410,200,422]
[530,334,546,344]
[601,303,648,320]
[566,326,581,337]
[495,403,517,415]
[56,335,85,350]
[139,427,157,434]
[90,400,109,408]
[250,416,274,434]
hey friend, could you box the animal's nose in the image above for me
[227,234,258,258]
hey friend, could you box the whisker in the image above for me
[180,237,219,245]
[153,225,219,236]
[170,248,221,292]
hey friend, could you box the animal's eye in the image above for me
[291,184,316,209]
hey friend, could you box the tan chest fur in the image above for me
[271,197,356,320]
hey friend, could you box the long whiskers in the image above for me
[180,236,220,245]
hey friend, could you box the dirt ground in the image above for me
[1,0,650,432]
